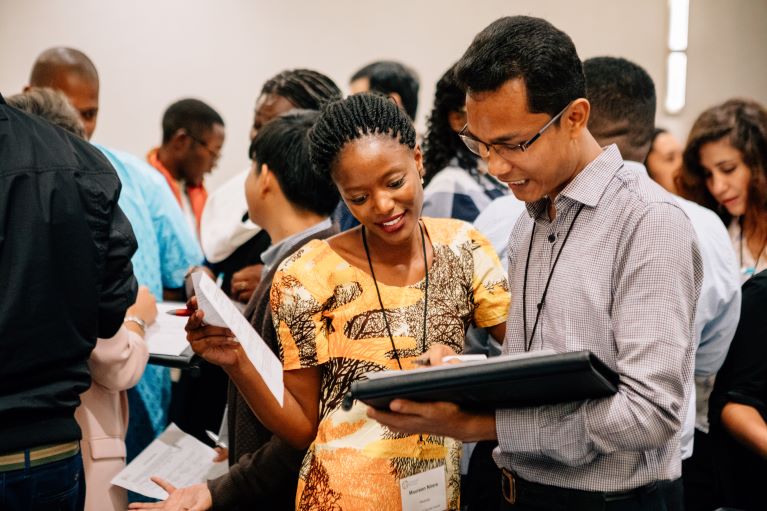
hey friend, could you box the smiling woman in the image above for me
[259,93,510,509]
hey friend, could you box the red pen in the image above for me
[165,308,193,317]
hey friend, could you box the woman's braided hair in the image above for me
[309,93,416,179]
[261,69,342,109]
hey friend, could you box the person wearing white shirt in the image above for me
[583,56,741,511]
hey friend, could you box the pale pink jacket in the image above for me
[74,327,149,511]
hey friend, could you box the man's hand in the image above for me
[231,264,263,303]
[213,447,228,463]
[367,399,498,442]
[185,305,242,368]
[128,478,212,510]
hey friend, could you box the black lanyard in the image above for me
[522,203,585,352]
[361,221,429,369]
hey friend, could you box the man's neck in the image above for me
[547,136,603,220]
[156,146,183,181]
[265,210,327,246]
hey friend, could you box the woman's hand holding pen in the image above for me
[413,343,459,367]
[184,296,242,369]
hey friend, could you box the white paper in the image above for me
[191,271,284,406]
[110,423,226,500]
[399,465,447,511]
[145,301,190,357]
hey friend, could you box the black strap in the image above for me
[361,221,429,368]
[522,203,585,352]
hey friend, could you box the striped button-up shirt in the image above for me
[494,144,702,492]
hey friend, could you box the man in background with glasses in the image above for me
[369,15,701,511]
[148,98,225,237]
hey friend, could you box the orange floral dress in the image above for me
[271,217,510,510]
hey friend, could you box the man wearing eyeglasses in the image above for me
[368,16,701,511]
[148,98,225,237]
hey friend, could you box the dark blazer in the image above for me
[208,223,336,511]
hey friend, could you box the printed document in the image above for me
[111,423,226,500]
[192,271,284,405]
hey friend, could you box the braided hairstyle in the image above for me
[309,93,416,180]
[261,69,342,109]
[422,65,478,185]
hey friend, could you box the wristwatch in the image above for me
[124,315,147,334]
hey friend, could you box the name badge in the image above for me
[399,465,447,511]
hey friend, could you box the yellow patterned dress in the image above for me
[271,217,510,510]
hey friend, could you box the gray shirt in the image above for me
[260,218,333,274]
[494,144,702,491]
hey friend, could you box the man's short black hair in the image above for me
[584,56,657,161]
[249,110,339,216]
[454,16,584,119]
[351,60,420,120]
[161,98,224,143]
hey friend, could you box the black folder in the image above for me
[343,350,619,411]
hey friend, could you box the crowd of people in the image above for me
[1,13,766,511]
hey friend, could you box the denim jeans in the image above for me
[0,451,85,511]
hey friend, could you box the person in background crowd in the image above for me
[583,56,742,511]
[200,69,342,303]
[422,63,507,223]
[349,60,420,121]
[646,128,684,194]
[369,16,701,511]
[708,269,767,511]
[172,70,342,451]
[0,91,137,511]
[27,48,204,478]
[679,98,767,281]
[147,98,225,237]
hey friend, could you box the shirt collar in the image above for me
[261,217,332,273]
[622,159,650,177]
[525,144,624,220]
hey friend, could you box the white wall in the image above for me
[1,0,765,190]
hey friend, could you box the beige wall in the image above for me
[1,0,765,190]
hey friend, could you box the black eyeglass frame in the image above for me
[183,129,221,160]
[458,102,572,160]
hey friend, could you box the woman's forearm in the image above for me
[226,359,320,449]
[721,402,767,459]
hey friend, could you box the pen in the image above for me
[165,308,193,317]
[205,430,228,449]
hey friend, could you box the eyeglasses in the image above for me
[458,102,571,161]
[185,130,221,161]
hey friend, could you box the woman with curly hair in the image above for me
[421,65,507,222]
[678,98,767,281]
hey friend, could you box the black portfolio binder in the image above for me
[343,350,619,411]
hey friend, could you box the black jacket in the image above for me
[0,94,138,453]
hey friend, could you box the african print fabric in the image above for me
[271,217,510,510]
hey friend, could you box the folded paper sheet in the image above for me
[192,271,284,406]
